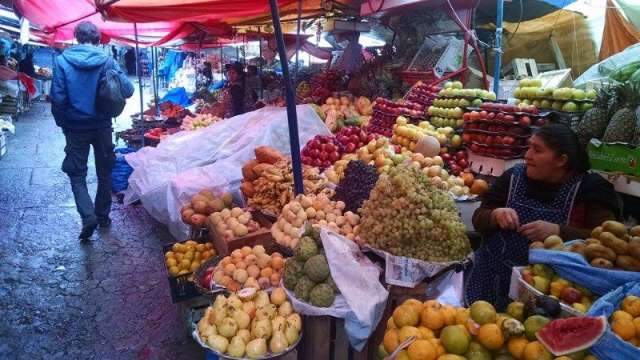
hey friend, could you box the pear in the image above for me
[285,325,300,346]
[233,309,251,330]
[251,318,272,339]
[270,330,289,354]
[227,336,246,358]
[246,338,268,359]
[236,329,251,343]
[272,316,287,333]
[207,334,229,353]
[286,313,302,332]
[278,301,293,317]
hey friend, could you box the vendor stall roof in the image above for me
[15,0,178,44]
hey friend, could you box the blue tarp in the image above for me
[160,87,191,107]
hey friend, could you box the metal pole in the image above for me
[134,23,145,146]
[294,0,302,85]
[492,0,504,94]
[220,45,224,82]
[269,0,303,195]
[258,27,263,98]
[152,47,160,117]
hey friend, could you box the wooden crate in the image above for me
[298,316,371,360]
[209,211,277,256]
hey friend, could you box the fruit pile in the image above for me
[180,113,222,131]
[283,226,339,308]
[441,149,468,176]
[196,288,302,358]
[609,295,640,346]
[206,208,262,243]
[334,160,379,213]
[462,104,546,159]
[241,147,326,215]
[436,82,497,108]
[379,299,597,360]
[515,79,596,113]
[160,102,192,119]
[309,70,343,103]
[358,165,471,262]
[405,82,440,107]
[204,245,284,292]
[392,116,458,150]
[520,263,596,313]
[426,105,465,129]
[318,96,373,132]
[367,98,426,137]
[576,83,640,145]
[335,126,376,153]
[164,240,217,277]
[144,127,169,142]
[549,221,640,272]
[353,137,403,174]
[180,190,234,228]
[271,193,360,247]
[301,135,343,169]
[323,154,359,184]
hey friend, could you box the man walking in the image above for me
[51,22,134,241]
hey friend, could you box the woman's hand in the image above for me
[519,221,560,242]
[491,208,520,230]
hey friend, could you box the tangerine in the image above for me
[441,305,458,326]
[477,323,504,350]
[612,310,633,322]
[421,307,445,331]
[403,298,425,314]
[612,319,636,340]
[633,317,640,335]
[398,326,422,342]
[428,338,446,357]
[418,326,436,339]
[622,296,640,317]
[394,305,420,327]
[383,329,399,353]
[507,336,529,359]
[407,339,436,360]
[522,341,552,360]
[424,300,442,310]
[387,317,398,330]
[455,308,470,325]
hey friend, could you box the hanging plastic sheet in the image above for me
[124,105,331,239]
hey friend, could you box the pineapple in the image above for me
[575,87,611,145]
[603,83,639,143]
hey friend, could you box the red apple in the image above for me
[319,151,328,161]
[345,142,357,153]
[495,112,505,121]
[458,159,469,169]
[504,115,515,122]
[487,112,496,120]
[519,116,531,127]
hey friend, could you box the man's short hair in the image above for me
[74,22,101,45]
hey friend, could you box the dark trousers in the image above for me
[62,128,115,225]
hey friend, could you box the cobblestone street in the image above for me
[0,101,202,359]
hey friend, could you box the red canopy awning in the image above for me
[152,21,233,47]
[98,0,298,23]
[15,0,178,44]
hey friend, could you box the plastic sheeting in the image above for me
[574,43,640,88]
[124,105,331,239]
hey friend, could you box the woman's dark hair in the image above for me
[534,123,590,173]
[74,21,101,45]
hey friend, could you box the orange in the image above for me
[441,305,458,326]
[418,326,436,339]
[508,336,529,359]
[612,310,634,322]
[428,338,446,357]
[407,339,436,360]
[396,350,411,360]
[394,305,420,327]
[398,326,422,342]
[421,307,445,331]
[522,341,553,360]
[387,316,398,330]
[612,319,636,340]
[622,296,640,317]
[477,323,504,350]
[383,329,399,353]
[403,298,425,314]
[634,317,640,335]
[629,338,640,346]
[423,300,442,310]
[455,308,470,325]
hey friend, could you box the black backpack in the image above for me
[96,58,126,118]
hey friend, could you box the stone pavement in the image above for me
[0,102,203,359]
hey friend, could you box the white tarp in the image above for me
[124,105,331,239]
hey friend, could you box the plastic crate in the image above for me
[163,238,215,303]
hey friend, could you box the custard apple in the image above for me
[326,276,340,294]
[303,255,330,283]
[294,236,318,262]
[302,224,321,245]
[309,283,336,308]
[294,276,315,301]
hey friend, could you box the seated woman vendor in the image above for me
[466,123,620,310]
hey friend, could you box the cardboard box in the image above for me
[588,139,640,176]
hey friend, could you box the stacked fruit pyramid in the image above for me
[429,81,497,129]
[379,299,603,360]
[514,79,596,113]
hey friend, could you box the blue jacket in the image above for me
[51,44,134,131]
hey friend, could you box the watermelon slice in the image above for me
[536,316,606,356]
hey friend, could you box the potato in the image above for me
[182,208,196,224]
[585,238,602,246]
[629,239,640,260]
[584,243,616,262]
[631,226,640,237]
[529,241,545,249]
[602,220,628,238]
[191,214,207,227]
[192,200,208,214]
[591,258,613,269]
[591,226,603,239]
[599,232,629,255]
[616,255,640,272]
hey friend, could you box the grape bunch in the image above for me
[334,161,379,213]
[358,165,471,262]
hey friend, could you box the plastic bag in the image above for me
[586,282,640,360]
[575,43,640,88]
[124,105,331,240]
[529,247,640,296]
[285,228,388,351]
